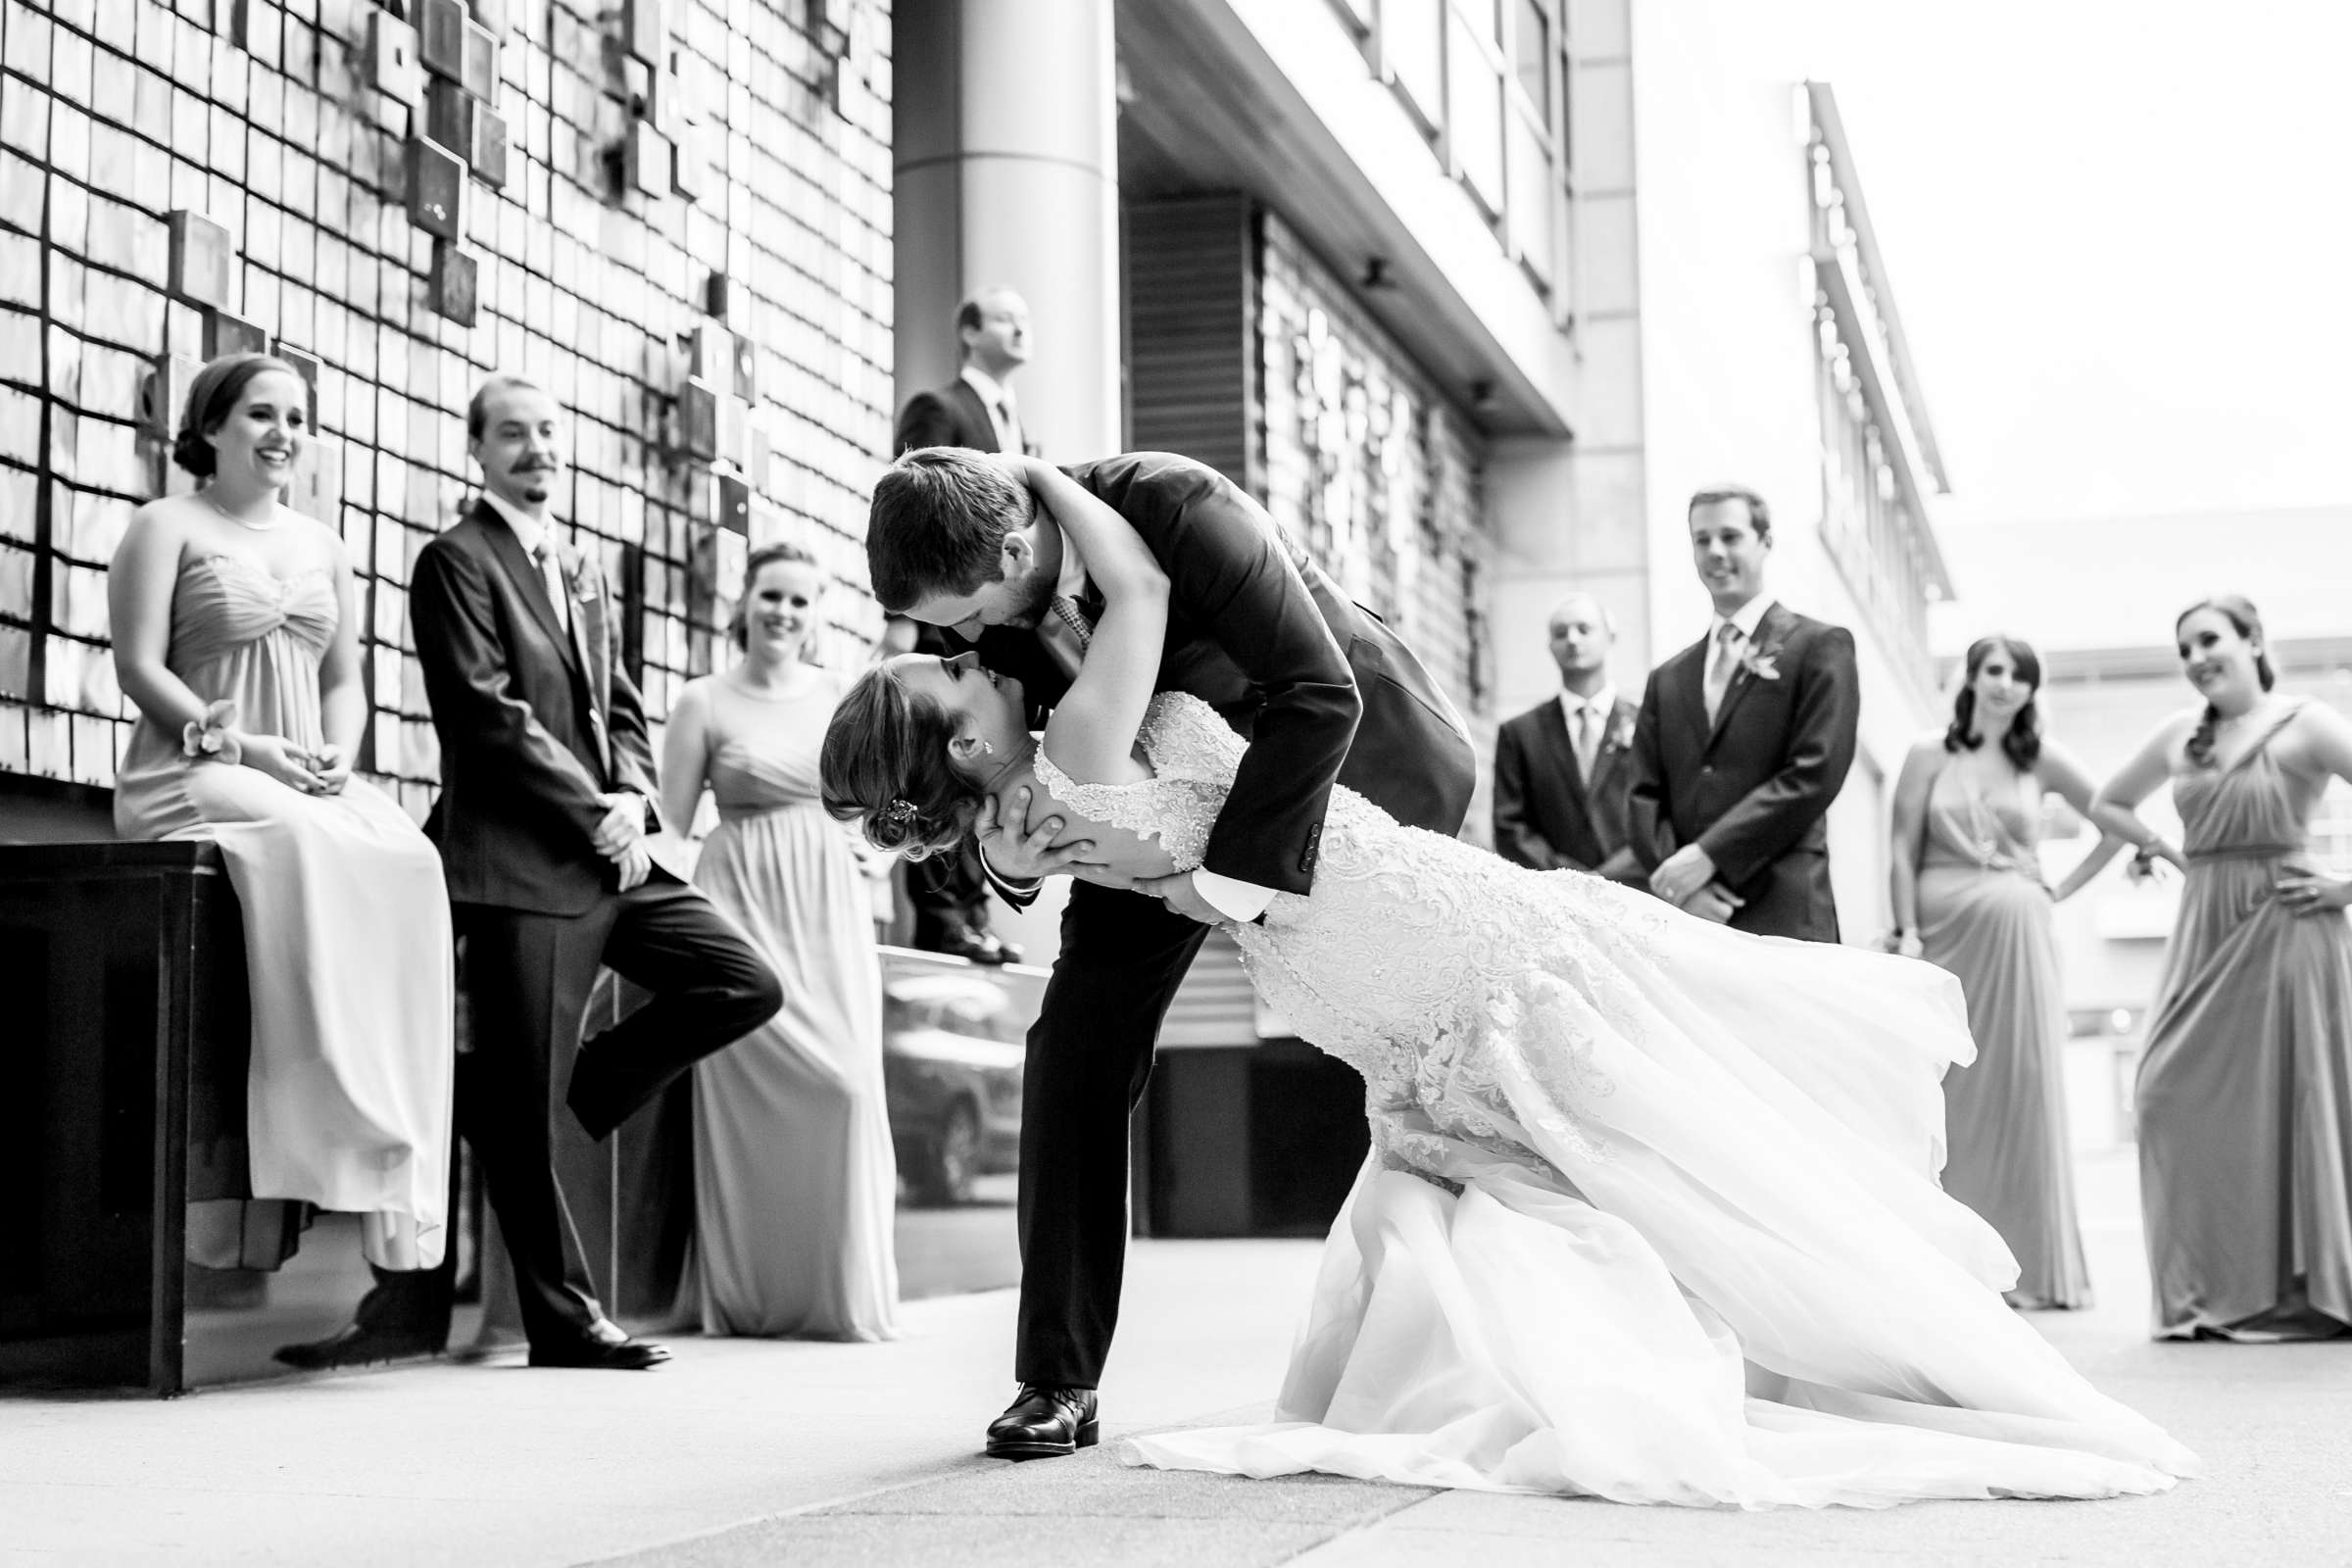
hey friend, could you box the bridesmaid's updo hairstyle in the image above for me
[2177,594,2277,767]
[1943,634,2044,770]
[728,541,821,652]
[820,662,985,859]
[172,352,300,478]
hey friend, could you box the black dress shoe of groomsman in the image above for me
[935,923,1022,965]
[985,1384,1100,1459]
[527,1317,672,1370]
[273,1320,446,1371]
[273,1264,450,1371]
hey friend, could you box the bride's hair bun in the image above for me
[820,663,985,858]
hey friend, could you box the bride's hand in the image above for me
[991,452,1048,490]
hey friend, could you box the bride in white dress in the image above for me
[822,459,2195,1508]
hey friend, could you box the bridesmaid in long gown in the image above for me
[109,354,455,1364]
[2093,594,2352,1342]
[660,543,899,1339]
[1887,635,2122,1309]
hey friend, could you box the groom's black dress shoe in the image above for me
[273,1321,445,1371]
[985,1384,1099,1460]
[527,1322,671,1370]
[274,1265,450,1370]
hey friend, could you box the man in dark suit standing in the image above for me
[1627,485,1859,941]
[1492,592,1644,884]
[889,285,1039,963]
[406,375,781,1369]
[895,286,1039,459]
[865,448,1476,1460]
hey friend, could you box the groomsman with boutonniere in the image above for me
[1493,592,1647,885]
[407,375,783,1371]
[1627,485,1860,941]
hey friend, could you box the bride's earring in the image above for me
[981,740,996,756]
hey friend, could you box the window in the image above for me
[1357,0,1574,305]
[1446,10,1506,214]
[1385,0,1446,136]
[1512,0,1550,109]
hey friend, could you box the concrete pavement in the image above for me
[6,1152,2350,1566]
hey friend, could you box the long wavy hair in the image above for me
[2176,594,2276,767]
[819,661,985,859]
[1944,634,2043,770]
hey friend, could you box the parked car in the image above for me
[881,956,1037,1204]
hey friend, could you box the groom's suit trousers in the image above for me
[1014,879,1214,1389]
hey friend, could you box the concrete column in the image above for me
[893,0,1123,460]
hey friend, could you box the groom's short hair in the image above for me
[867,448,1030,612]
[1687,485,1771,542]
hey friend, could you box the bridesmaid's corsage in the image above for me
[180,700,243,764]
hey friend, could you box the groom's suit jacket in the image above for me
[1626,601,1858,942]
[411,500,665,915]
[967,452,1476,893]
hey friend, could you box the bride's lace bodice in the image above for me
[1036,692,1674,1174]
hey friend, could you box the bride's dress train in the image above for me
[1036,693,2193,1508]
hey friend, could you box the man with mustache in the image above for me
[405,374,782,1369]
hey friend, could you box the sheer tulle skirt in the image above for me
[1130,874,2196,1507]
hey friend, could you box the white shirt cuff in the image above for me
[1192,868,1276,923]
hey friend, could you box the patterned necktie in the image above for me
[1039,593,1092,681]
[1572,703,1598,781]
[1703,622,1741,722]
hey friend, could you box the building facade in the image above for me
[1487,9,1955,943]
[0,0,893,839]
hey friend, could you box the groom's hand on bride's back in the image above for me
[976,785,1100,882]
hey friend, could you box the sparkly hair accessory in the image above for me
[879,798,918,831]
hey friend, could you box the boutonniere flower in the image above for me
[180,699,243,764]
[1606,711,1637,752]
[1739,647,1781,682]
[564,550,602,606]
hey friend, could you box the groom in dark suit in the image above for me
[407,375,780,1369]
[1493,592,1645,884]
[867,448,1476,1459]
[1627,486,1859,941]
